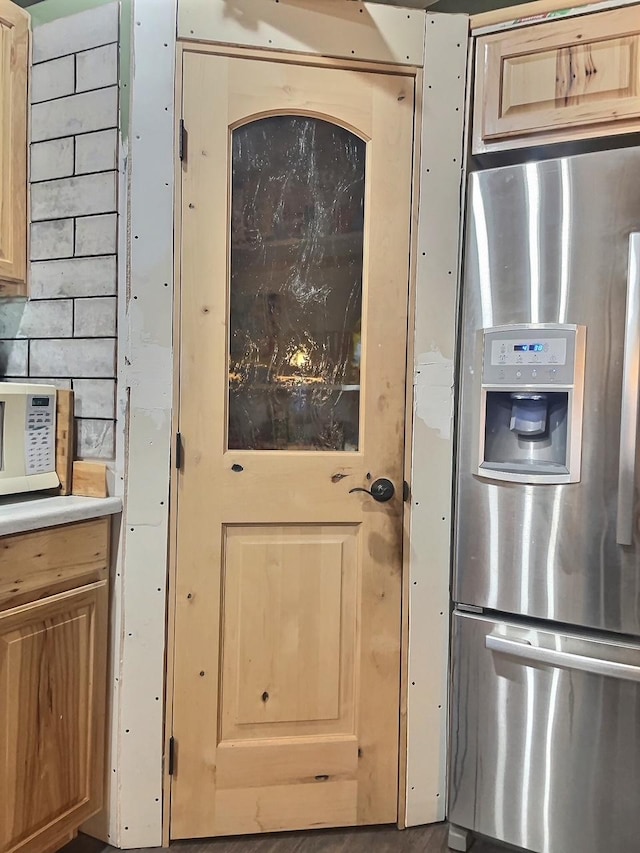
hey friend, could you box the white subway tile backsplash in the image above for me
[31,219,74,260]
[31,256,117,299]
[76,43,118,93]
[30,338,115,378]
[74,297,117,337]
[0,340,28,377]
[75,214,117,256]
[0,300,73,339]
[31,138,74,182]
[7,377,72,390]
[73,379,116,418]
[75,129,118,175]
[32,87,118,142]
[76,418,115,459]
[18,5,119,451]
[31,173,117,221]
[31,55,75,104]
[33,3,119,64]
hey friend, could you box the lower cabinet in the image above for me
[0,519,110,853]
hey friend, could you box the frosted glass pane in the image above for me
[228,116,365,451]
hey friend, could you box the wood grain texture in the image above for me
[56,392,75,497]
[71,462,108,499]
[0,0,29,296]
[171,51,413,839]
[0,518,109,611]
[471,0,619,30]
[473,5,640,153]
[0,581,108,853]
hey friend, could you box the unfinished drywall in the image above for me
[405,11,468,826]
[0,3,120,460]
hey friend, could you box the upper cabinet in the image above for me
[472,6,640,154]
[0,0,28,297]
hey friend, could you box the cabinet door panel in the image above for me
[473,6,640,153]
[0,582,107,853]
[0,1,28,296]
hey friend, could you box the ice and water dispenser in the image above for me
[477,325,586,484]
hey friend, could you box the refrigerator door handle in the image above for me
[617,233,640,546]
[486,633,640,683]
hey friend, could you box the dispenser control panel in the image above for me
[482,326,578,386]
[490,338,567,366]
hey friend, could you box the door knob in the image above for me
[349,478,395,503]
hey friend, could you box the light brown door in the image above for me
[171,49,414,839]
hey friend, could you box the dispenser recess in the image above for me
[477,324,586,484]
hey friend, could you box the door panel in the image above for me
[472,6,640,153]
[172,51,414,838]
[221,525,357,735]
[449,610,640,853]
[0,0,28,296]
[0,582,107,853]
[455,148,640,635]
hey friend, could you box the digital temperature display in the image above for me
[514,344,544,352]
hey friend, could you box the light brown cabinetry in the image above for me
[0,0,29,297]
[0,518,110,853]
[473,6,640,153]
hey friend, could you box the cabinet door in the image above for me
[0,581,108,853]
[473,6,640,153]
[0,0,29,296]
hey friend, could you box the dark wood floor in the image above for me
[66,824,511,853]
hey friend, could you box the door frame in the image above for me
[166,39,421,841]
[115,2,467,846]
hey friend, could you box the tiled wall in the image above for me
[0,3,119,460]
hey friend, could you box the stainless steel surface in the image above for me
[486,631,640,682]
[449,610,640,853]
[455,147,640,634]
[617,233,640,546]
[477,324,586,485]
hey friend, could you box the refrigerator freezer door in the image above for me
[455,147,640,634]
[449,610,640,853]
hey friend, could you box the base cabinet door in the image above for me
[0,581,108,853]
[473,6,640,153]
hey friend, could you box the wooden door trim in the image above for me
[397,64,423,829]
[177,39,419,78]
[162,39,186,848]
[163,42,420,844]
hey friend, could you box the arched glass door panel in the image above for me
[228,116,365,451]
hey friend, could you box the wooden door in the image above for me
[0,581,107,853]
[473,6,640,153]
[171,50,415,839]
[0,0,28,296]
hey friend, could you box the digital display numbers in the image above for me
[32,397,51,407]
[514,344,544,352]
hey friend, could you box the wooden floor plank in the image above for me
[62,824,509,853]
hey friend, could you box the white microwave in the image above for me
[0,383,60,496]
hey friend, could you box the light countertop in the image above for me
[0,494,122,537]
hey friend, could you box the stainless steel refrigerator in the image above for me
[449,147,640,853]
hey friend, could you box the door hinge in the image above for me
[175,432,183,470]
[179,119,187,162]
[168,736,176,776]
[403,480,410,502]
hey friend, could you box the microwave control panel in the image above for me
[25,394,55,475]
